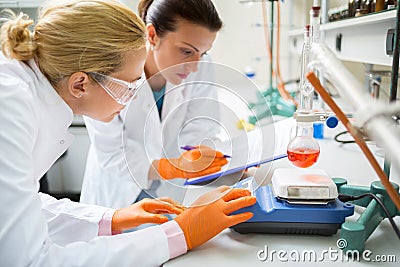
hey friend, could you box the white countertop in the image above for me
[165,118,400,266]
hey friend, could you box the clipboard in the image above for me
[184,119,293,185]
[184,153,287,185]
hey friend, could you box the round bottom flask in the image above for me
[287,122,320,168]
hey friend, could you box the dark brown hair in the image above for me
[138,0,222,37]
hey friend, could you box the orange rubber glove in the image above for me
[158,145,228,179]
[112,197,186,232]
[175,186,256,250]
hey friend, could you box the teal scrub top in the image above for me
[152,86,165,118]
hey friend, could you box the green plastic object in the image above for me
[332,178,400,252]
[248,87,296,125]
[340,222,366,252]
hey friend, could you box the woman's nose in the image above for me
[186,60,199,73]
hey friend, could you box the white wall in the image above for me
[121,0,364,87]
[120,0,398,101]
[121,0,309,88]
[206,0,314,87]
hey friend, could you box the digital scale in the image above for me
[231,168,355,236]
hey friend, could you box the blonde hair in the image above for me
[1,0,145,85]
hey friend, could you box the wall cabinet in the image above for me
[289,9,397,66]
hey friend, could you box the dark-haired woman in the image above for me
[81,0,227,209]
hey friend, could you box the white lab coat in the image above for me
[81,58,221,208]
[0,54,173,266]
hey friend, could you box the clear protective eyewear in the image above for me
[88,72,145,105]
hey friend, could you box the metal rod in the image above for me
[269,0,274,89]
[389,3,400,102]
[384,158,391,178]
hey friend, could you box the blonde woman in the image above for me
[81,0,226,209]
[0,0,255,266]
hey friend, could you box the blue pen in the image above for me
[180,145,231,158]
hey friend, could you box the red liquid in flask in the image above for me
[287,148,320,168]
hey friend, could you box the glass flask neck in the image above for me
[294,122,314,138]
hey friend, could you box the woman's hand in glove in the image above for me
[175,186,256,250]
[158,145,228,179]
[112,197,186,232]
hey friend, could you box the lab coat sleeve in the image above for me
[0,79,173,267]
[39,192,111,245]
[179,60,222,145]
[82,115,152,208]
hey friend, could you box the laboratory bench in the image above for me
[165,118,400,267]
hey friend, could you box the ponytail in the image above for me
[0,10,37,61]
[138,0,154,22]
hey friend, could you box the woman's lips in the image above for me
[177,73,188,79]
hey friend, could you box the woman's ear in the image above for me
[146,23,158,48]
[68,72,90,99]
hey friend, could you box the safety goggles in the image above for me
[88,72,145,105]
